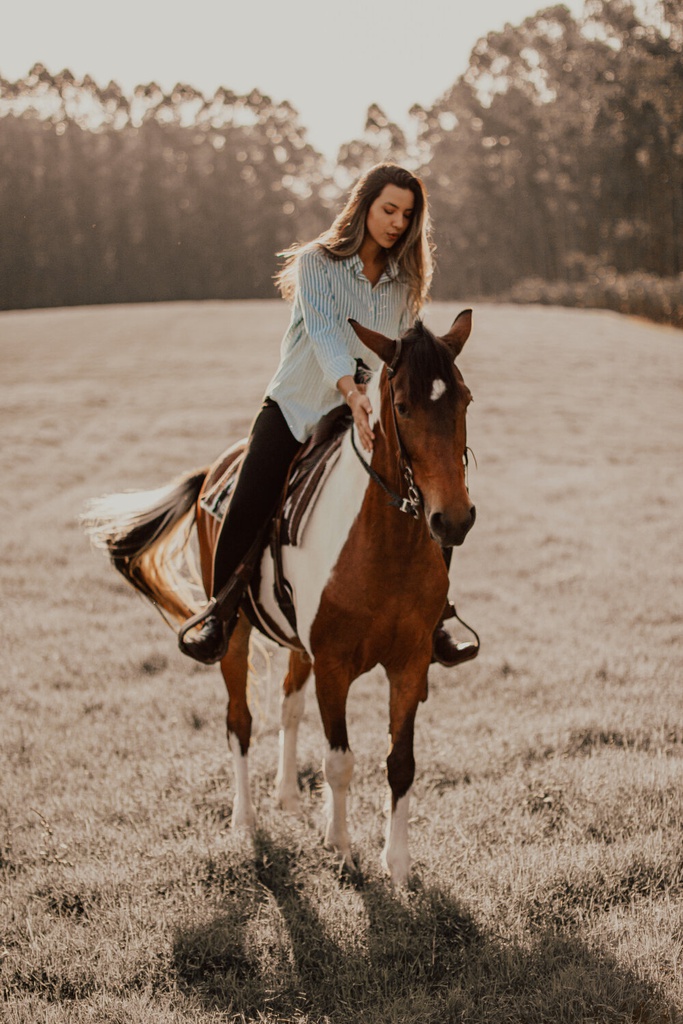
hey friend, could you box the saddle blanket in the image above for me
[200,413,349,548]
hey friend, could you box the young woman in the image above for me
[179,162,472,666]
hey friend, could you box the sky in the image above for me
[4,0,586,158]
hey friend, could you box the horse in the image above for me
[83,311,476,885]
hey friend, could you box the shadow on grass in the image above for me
[173,832,673,1024]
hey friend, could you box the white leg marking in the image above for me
[228,732,256,830]
[381,788,412,887]
[322,744,355,865]
[275,684,307,812]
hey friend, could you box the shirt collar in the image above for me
[346,253,400,283]
[384,256,400,281]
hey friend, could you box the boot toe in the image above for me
[431,627,479,668]
[179,615,230,664]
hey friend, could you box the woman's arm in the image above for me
[296,249,376,451]
[296,250,357,389]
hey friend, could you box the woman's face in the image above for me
[364,184,415,251]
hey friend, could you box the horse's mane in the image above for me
[399,320,457,406]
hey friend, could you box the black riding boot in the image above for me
[177,598,240,665]
[432,616,479,666]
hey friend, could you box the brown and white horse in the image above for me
[84,311,476,885]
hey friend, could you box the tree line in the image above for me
[1,0,681,316]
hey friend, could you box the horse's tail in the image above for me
[81,467,209,627]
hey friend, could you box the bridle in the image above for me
[350,337,478,519]
[351,338,474,515]
[350,336,423,519]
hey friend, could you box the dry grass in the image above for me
[1,300,681,1022]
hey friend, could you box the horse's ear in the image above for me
[348,319,397,366]
[440,309,472,359]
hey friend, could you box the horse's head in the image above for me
[349,311,476,547]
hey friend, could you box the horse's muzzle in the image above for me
[429,505,476,547]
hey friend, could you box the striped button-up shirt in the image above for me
[266,247,411,441]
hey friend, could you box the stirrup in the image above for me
[442,601,457,621]
[177,600,236,665]
[431,626,479,668]
[431,603,481,668]
[177,598,219,648]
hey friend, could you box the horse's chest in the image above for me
[308,503,448,664]
[329,541,444,615]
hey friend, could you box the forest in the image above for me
[1,0,681,323]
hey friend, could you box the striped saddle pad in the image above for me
[200,406,351,548]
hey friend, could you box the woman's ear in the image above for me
[348,319,397,365]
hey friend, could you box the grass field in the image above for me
[1,299,681,1023]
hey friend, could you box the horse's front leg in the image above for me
[383,658,430,886]
[220,612,256,829]
[275,649,312,812]
[314,659,355,867]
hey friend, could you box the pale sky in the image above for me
[4,0,585,158]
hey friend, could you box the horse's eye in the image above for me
[395,402,409,418]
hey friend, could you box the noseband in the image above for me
[350,337,422,520]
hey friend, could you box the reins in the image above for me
[350,428,421,519]
[349,337,422,519]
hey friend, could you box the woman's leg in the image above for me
[212,399,301,597]
[179,399,301,663]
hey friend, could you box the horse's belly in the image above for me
[256,438,371,655]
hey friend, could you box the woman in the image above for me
[180,162,471,666]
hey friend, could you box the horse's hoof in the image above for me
[231,806,256,831]
[324,830,353,869]
[331,848,355,873]
[276,790,301,814]
[381,847,411,887]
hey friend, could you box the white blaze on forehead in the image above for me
[430,378,447,402]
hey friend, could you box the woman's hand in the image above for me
[338,374,374,453]
[348,387,375,453]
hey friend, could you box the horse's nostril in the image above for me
[431,512,444,533]
[430,508,475,544]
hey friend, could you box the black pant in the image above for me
[212,398,301,598]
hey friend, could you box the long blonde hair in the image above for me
[275,163,434,317]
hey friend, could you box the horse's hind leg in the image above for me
[382,662,429,886]
[275,650,312,812]
[221,612,256,829]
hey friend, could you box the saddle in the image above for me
[200,405,352,644]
